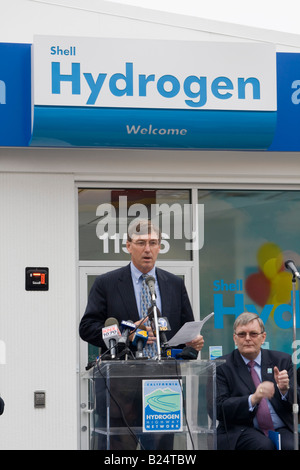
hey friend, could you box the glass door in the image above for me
[77,187,201,448]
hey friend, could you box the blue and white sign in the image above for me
[268,53,300,151]
[34,36,276,111]
[143,379,182,433]
[3,37,300,151]
[0,43,31,146]
[31,36,277,149]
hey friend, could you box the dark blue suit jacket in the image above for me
[79,264,194,350]
[216,348,300,449]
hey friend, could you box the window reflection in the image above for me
[199,190,300,357]
[78,188,192,261]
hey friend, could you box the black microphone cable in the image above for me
[173,357,195,451]
[90,360,142,450]
[88,341,141,449]
[95,359,146,450]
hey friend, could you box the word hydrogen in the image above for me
[51,61,261,108]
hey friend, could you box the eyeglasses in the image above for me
[234,331,264,339]
[131,240,160,248]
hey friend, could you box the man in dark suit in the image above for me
[216,312,300,450]
[79,219,204,450]
[79,218,204,355]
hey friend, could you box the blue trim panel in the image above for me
[268,53,300,151]
[31,106,276,150]
[0,43,32,146]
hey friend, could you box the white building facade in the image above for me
[1,0,300,449]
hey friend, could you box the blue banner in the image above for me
[1,43,300,151]
[268,52,300,151]
[0,43,31,146]
[31,106,276,149]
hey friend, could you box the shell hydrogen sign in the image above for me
[2,35,300,150]
[31,36,277,149]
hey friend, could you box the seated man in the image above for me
[216,312,300,450]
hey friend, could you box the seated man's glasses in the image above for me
[234,331,264,338]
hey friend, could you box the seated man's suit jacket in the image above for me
[216,348,300,450]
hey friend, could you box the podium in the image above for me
[83,359,223,450]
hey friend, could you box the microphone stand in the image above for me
[291,274,299,450]
[149,295,161,361]
[117,333,135,361]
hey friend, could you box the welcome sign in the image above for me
[31,36,277,149]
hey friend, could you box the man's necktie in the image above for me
[140,275,157,358]
[248,360,274,435]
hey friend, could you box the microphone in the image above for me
[145,275,156,301]
[148,305,170,343]
[285,259,300,278]
[120,320,136,342]
[155,316,171,346]
[102,317,121,359]
[132,329,148,359]
[117,320,136,359]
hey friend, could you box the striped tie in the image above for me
[141,275,157,358]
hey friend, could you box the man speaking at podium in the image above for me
[79,218,204,357]
[79,218,203,450]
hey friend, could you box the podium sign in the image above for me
[142,379,183,433]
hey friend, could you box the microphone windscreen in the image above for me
[120,320,136,332]
[145,276,156,295]
[105,317,119,327]
[132,329,148,347]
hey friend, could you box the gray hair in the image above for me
[127,218,161,242]
[233,312,265,333]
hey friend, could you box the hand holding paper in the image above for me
[186,334,204,351]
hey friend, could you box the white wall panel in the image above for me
[1,147,300,186]
[1,0,300,451]
[0,172,77,449]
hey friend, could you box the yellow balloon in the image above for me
[257,242,283,279]
[271,271,294,304]
[262,258,279,280]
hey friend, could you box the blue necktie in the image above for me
[141,275,157,358]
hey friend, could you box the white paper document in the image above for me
[168,312,214,347]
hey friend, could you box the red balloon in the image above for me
[245,271,271,307]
